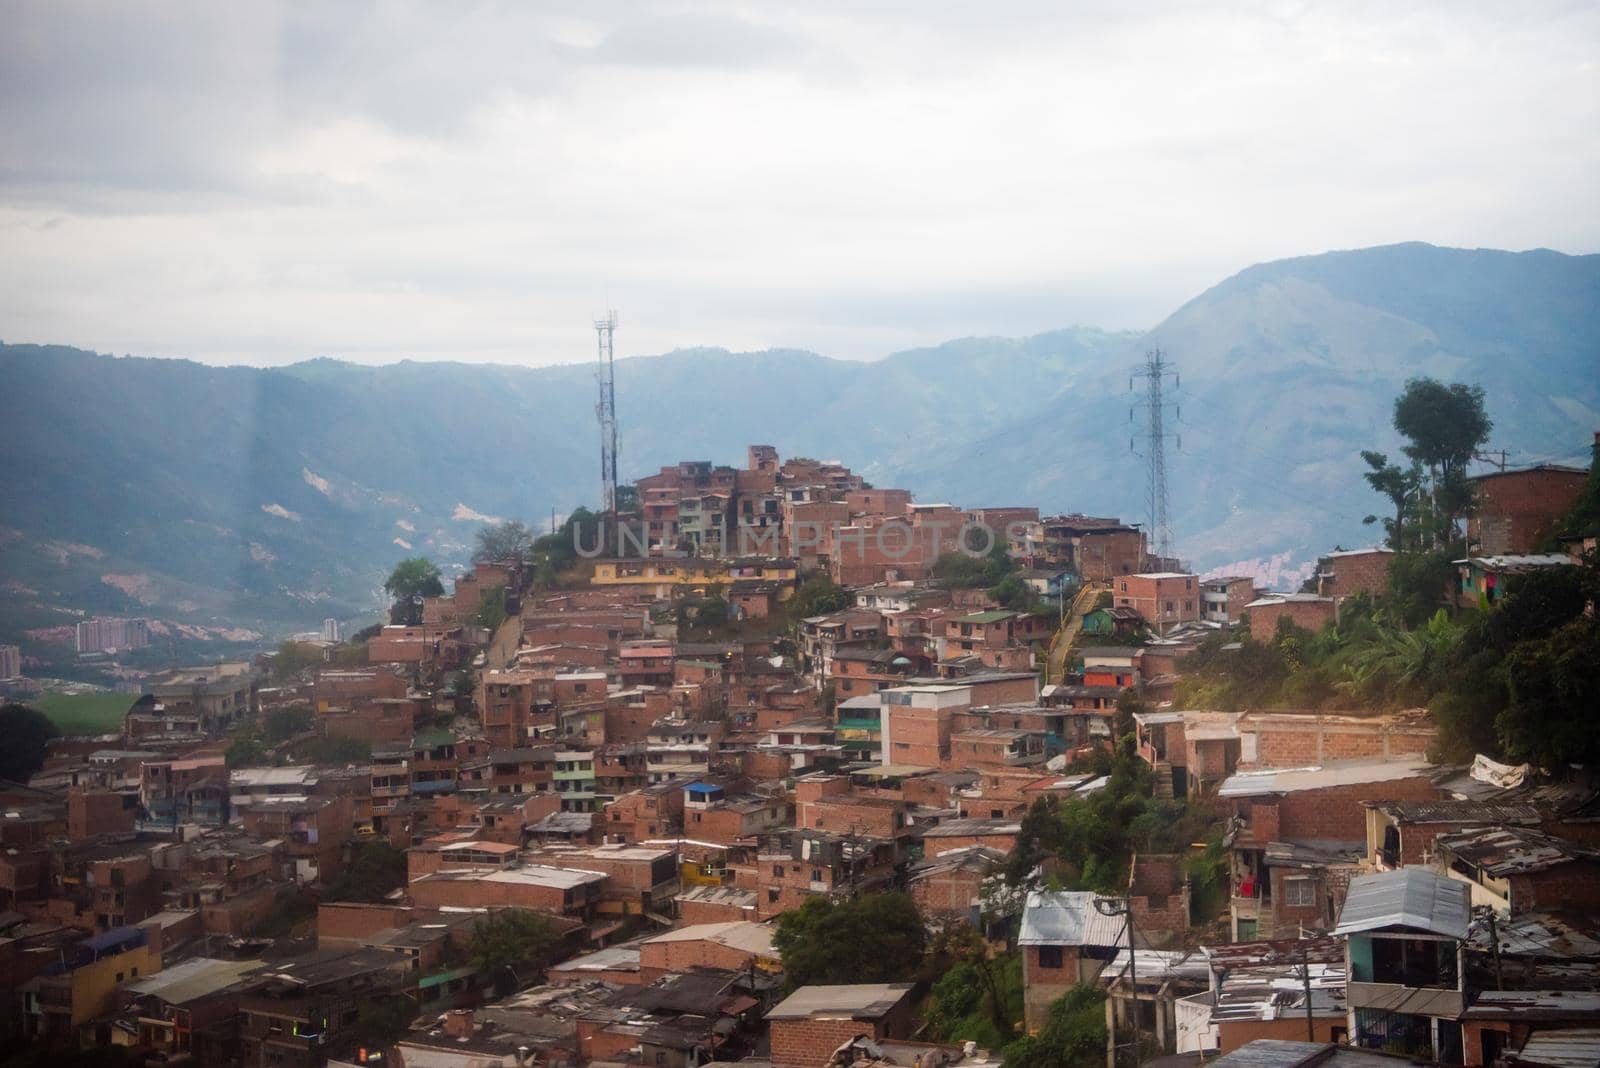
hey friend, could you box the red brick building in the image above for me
[767,984,918,1067]
[1115,572,1199,632]
[1468,462,1589,555]
[1313,548,1394,601]
[1245,593,1337,634]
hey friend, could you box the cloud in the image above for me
[1,1,1596,365]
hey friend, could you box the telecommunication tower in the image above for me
[1130,349,1180,563]
[595,311,619,514]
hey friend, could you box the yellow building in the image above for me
[25,926,162,1044]
[591,556,799,601]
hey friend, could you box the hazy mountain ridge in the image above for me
[2,243,1595,631]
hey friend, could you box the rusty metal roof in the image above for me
[1435,826,1599,876]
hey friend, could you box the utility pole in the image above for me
[1300,938,1315,1041]
[1129,351,1180,566]
[1094,895,1138,1068]
[594,311,620,516]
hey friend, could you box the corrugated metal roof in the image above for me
[1435,826,1598,876]
[1333,868,1470,940]
[1218,758,1434,798]
[1511,1028,1600,1068]
[123,957,265,1004]
[1017,890,1126,948]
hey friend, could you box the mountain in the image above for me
[2,242,1595,634]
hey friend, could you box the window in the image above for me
[1283,877,1316,907]
[1038,946,1064,969]
[768,888,781,902]
[773,864,785,876]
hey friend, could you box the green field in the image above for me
[33,691,137,736]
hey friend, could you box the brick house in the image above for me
[1245,593,1337,634]
[1313,549,1394,602]
[1219,759,1440,941]
[1468,463,1589,555]
[1041,517,1148,580]
[1115,572,1200,632]
[1200,576,1259,625]
[1430,826,1600,915]
[878,682,972,767]
[637,921,779,982]
[907,845,1006,926]
[1364,799,1545,871]
[1018,890,1127,1030]
[767,984,918,1067]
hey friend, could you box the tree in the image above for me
[469,909,560,994]
[324,840,407,903]
[384,557,444,624]
[1360,450,1424,551]
[474,520,534,565]
[272,639,323,682]
[922,924,1021,1046]
[693,589,730,631]
[1002,985,1107,1068]
[0,704,59,782]
[341,997,415,1060]
[476,585,508,632]
[1391,378,1491,546]
[225,730,269,769]
[991,574,1041,613]
[1497,616,1600,769]
[789,574,850,620]
[262,706,314,744]
[772,893,927,990]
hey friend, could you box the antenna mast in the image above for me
[1130,349,1180,565]
[595,311,619,515]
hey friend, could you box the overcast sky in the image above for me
[2,1,1596,367]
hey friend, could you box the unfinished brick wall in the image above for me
[1248,599,1336,635]
[1240,713,1437,769]
[1128,853,1189,940]
[910,867,986,919]
[1317,551,1392,601]
[1469,467,1588,555]
[1507,861,1600,915]
[1277,777,1438,840]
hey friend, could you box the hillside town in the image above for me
[2,432,1598,1068]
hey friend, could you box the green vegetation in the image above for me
[0,703,59,781]
[476,584,508,631]
[324,840,407,903]
[1180,378,1600,770]
[932,542,1015,590]
[474,520,535,564]
[1002,694,1216,892]
[1002,985,1108,1068]
[271,639,324,682]
[772,892,927,990]
[470,909,561,994]
[32,690,135,735]
[225,729,270,769]
[263,706,314,743]
[384,556,444,625]
[788,573,851,620]
[922,925,1023,1048]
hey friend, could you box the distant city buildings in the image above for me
[0,643,22,679]
[321,617,341,642]
[74,616,150,654]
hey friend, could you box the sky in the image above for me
[2,1,1596,368]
